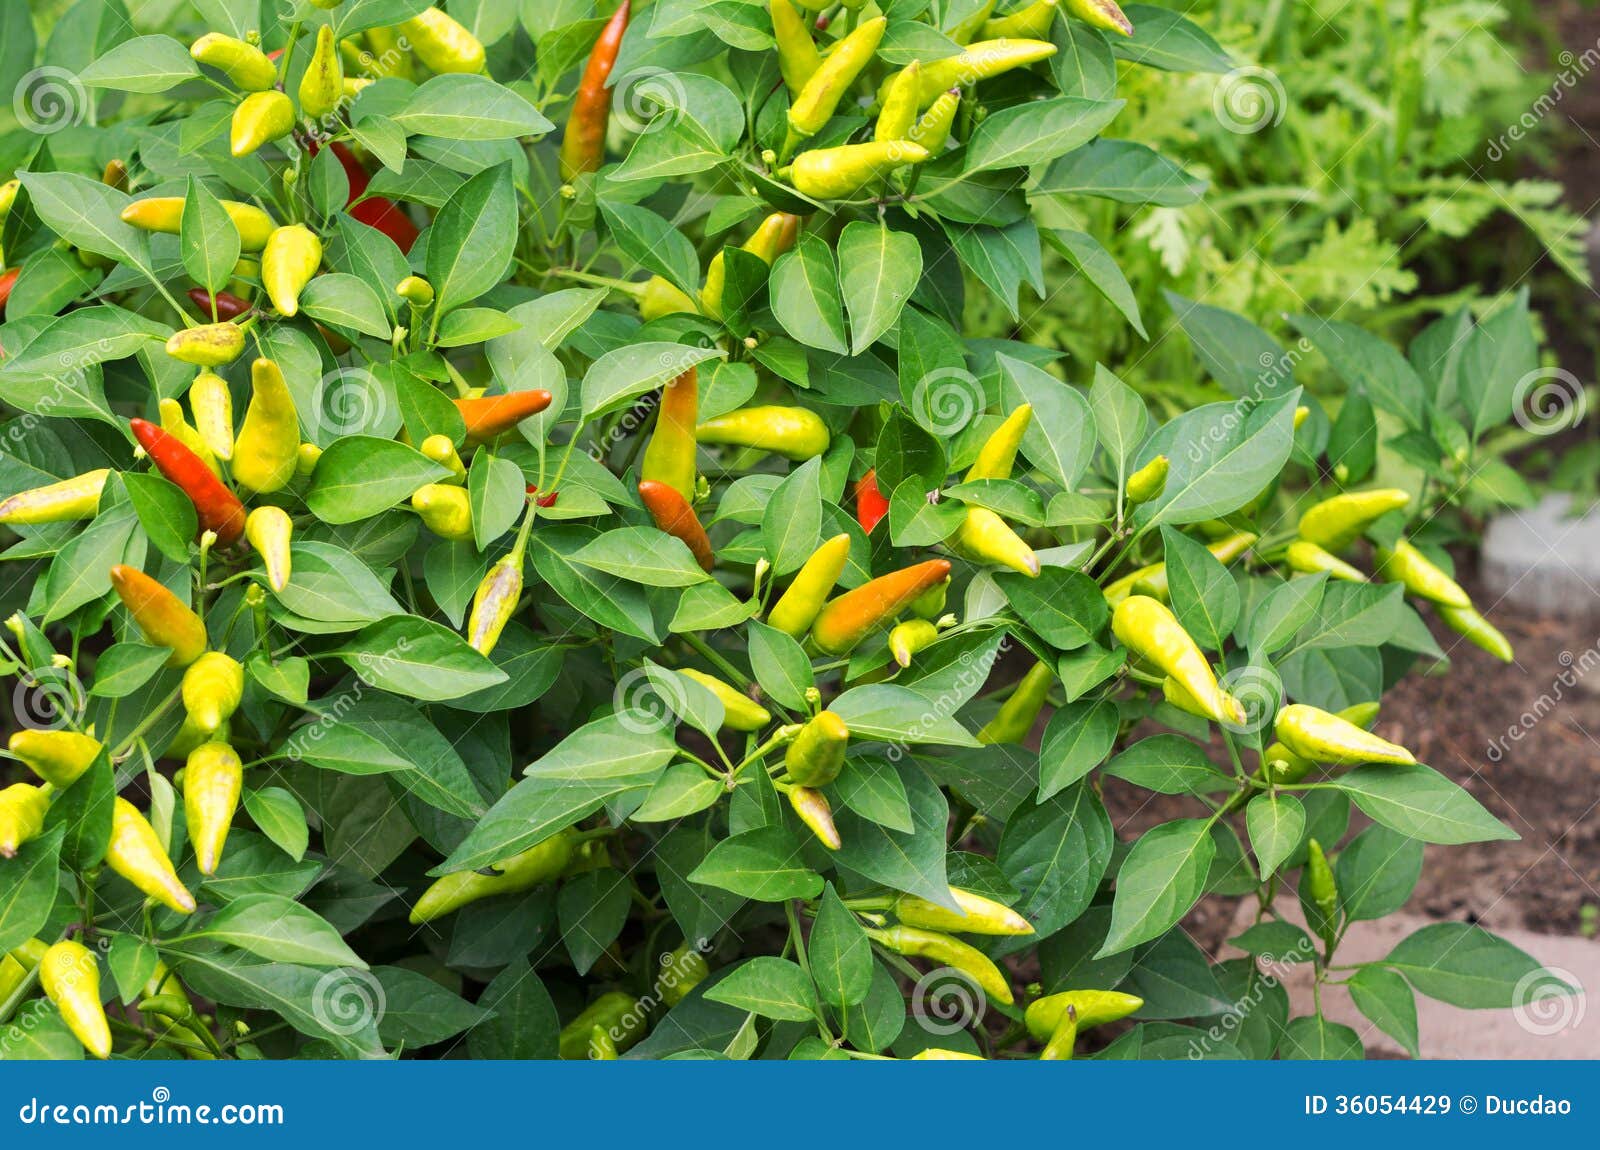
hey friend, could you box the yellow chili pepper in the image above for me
[467,552,524,657]
[399,7,487,74]
[121,197,275,251]
[557,992,646,1060]
[1435,602,1514,663]
[412,484,473,540]
[232,358,301,494]
[159,397,221,479]
[1025,989,1142,1038]
[0,470,109,526]
[410,828,578,923]
[695,405,830,460]
[788,16,887,139]
[677,668,771,731]
[107,797,197,914]
[701,213,800,320]
[1113,596,1244,725]
[8,729,101,788]
[875,61,923,141]
[230,91,295,158]
[0,783,50,858]
[784,710,848,786]
[1373,540,1471,608]
[767,532,851,637]
[190,33,278,91]
[299,25,343,119]
[1285,540,1367,583]
[184,741,243,875]
[260,224,322,318]
[1062,0,1133,35]
[883,38,1058,108]
[243,506,292,594]
[40,941,112,1059]
[1126,454,1168,505]
[788,785,841,849]
[1297,488,1411,553]
[967,404,1032,481]
[189,371,234,462]
[772,0,822,93]
[869,925,1013,1004]
[982,0,1061,38]
[1273,703,1416,766]
[892,887,1033,935]
[976,659,1053,744]
[889,618,939,667]
[165,322,245,367]
[788,141,930,199]
[949,506,1039,576]
[907,89,960,150]
[181,651,244,734]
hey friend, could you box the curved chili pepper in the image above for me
[695,405,830,460]
[1303,837,1340,946]
[189,33,277,90]
[559,0,631,181]
[1435,602,1513,663]
[1025,989,1142,1039]
[788,140,929,199]
[40,941,112,1059]
[772,0,822,93]
[1063,0,1133,35]
[1038,1005,1078,1061]
[788,16,886,139]
[767,532,851,636]
[0,470,108,526]
[245,506,293,592]
[1126,454,1168,504]
[655,943,710,1007]
[411,828,578,923]
[183,741,243,876]
[1113,595,1242,725]
[678,668,770,730]
[1274,703,1415,766]
[230,90,295,158]
[784,710,848,785]
[0,783,49,858]
[789,785,841,849]
[233,358,300,494]
[909,90,960,150]
[892,887,1033,936]
[639,367,698,501]
[1259,701,1381,786]
[400,7,487,74]
[976,658,1053,744]
[107,797,196,913]
[131,418,246,544]
[455,389,553,444]
[638,480,714,572]
[186,287,252,322]
[1296,488,1410,553]
[1373,540,1470,608]
[888,619,938,667]
[810,558,951,655]
[181,651,244,734]
[110,564,210,666]
[1285,540,1367,583]
[854,469,889,534]
[557,991,645,1059]
[8,729,100,787]
[983,0,1061,37]
[137,962,214,1061]
[869,925,1013,1004]
[884,38,1057,107]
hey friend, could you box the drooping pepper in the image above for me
[558,0,630,180]
[165,322,245,367]
[784,710,848,786]
[875,61,923,141]
[892,887,1033,935]
[454,390,553,444]
[788,141,930,199]
[1128,531,1257,601]
[1113,595,1243,725]
[420,434,466,483]
[558,992,646,1060]
[1063,0,1133,35]
[1435,602,1514,663]
[976,658,1053,744]
[889,619,938,667]
[1024,989,1143,1039]
[1126,454,1168,505]
[638,480,715,572]
[261,225,322,318]
[40,941,112,1059]
[1296,488,1410,553]
[412,484,474,541]
[639,368,698,501]
[695,405,830,460]
[949,506,1039,576]
[187,287,252,321]
[788,16,886,139]
[411,828,579,923]
[0,470,108,526]
[177,741,242,877]
[811,558,951,655]
[701,213,800,320]
[767,532,851,637]
[243,507,292,593]
[966,404,1032,481]
[0,783,49,857]
[908,90,960,151]
[1261,701,1381,784]
[1273,703,1415,766]
[159,398,221,479]
[1285,540,1367,583]
[1303,837,1340,947]
[230,91,295,158]
[138,962,214,1061]
[189,33,278,91]
[122,197,275,251]
[299,25,343,118]
[983,0,1061,37]
[655,943,711,1007]
[400,7,488,74]
[181,652,244,734]
[789,785,841,849]
[189,371,235,461]
[869,925,1013,1005]
[110,564,209,667]
[1373,540,1471,608]
[884,38,1058,107]
[772,0,822,93]
[854,470,889,534]
[8,730,100,788]
[232,358,300,494]
[107,797,197,914]
[466,552,524,656]
[677,668,770,731]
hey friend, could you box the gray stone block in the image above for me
[1482,494,1600,619]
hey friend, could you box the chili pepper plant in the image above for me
[0,0,1567,1061]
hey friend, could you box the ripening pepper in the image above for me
[1297,488,1411,552]
[110,564,209,666]
[967,405,1032,481]
[695,406,830,460]
[232,358,300,494]
[1063,0,1133,34]
[788,16,886,139]
[244,506,292,593]
[772,0,822,93]
[767,532,851,637]
[0,267,18,317]
[976,659,1053,744]
[420,434,466,483]
[701,213,800,320]
[875,61,923,141]
[789,141,930,199]
[1285,540,1367,583]
[401,6,487,74]
[678,668,770,731]
[1039,1005,1077,1061]
[558,0,629,179]
[107,797,196,914]
[121,197,275,251]
[0,783,49,858]
[870,925,1013,1005]
[1126,454,1168,505]
[889,619,938,667]
[412,484,474,541]
[949,506,1039,576]
[634,275,699,320]
[159,398,221,480]
[1374,540,1471,608]
[181,652,244,734]
[189,371,234,462]
[0,470,108,526]
[1113,596,1244,726]
[165,321,245,367]
[810,558,952,655]
[1125,532,1257,602]
[638,481,715,572]
[908,90,960,150]
[639,368,698,501]
[230,91,295,158]
[8,730,100,788]
[396,275,434,307]
[40,941,112,1059]
[1435,602,1514,663]
[655,943,710,1007]
[184,741,243,875]
[892,887,1033,936]
[1273,703,1415,766]
[412,829,578,924]
[190,33,278,91]
[785,710,849,786]
[325,140,420,253]
[1303,837,1340,947]
[455,390,553,444]
[558,992,646,1060]
[363,26,415,81]
[983,0,1061,38]
[789,785,841,849]
[261,225,322,318]
[1024,989,1143,1039]
[949,0,998,42]
[299,25,343,119]
[1260,701,1381,785]
[467,553,523,656]
[855,470,889,534]
[188,287,252,321]
[884,38,1058,107]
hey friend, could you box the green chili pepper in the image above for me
[1125,454,1168,505]
[410,829,578,923]
[772,0,822,93]
[908,89,960,150]
[1303,837,1340,947]
[882,38,1057,108]
[891,887,1033,935]
[869,925,1013,1005]
[1024,989,1143,1039]
[976,659,1053,744]
[1434,602,1514,663]
[678,669,771,731]
[1038,1004,1077,1060]
[558,992,646,1060]
[696,405,830,460]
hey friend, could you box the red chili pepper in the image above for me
[0,267,18,316]
[638,480,713,571]
[558,0,631,181]
[130,418,245,545]
[186,287,251,321]
[855,469,889,534]
[310,141,419,254]
[526,484,560,508]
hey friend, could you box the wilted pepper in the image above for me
[1113,596,1243,725]
[889,619,938,667]
[411,829,579,923]
[299,25,343,118]
[558,0,630,180]
[639,368,698,501]
[789,141,929,199]
[166,322,245,367]
[40,941,112,1059]
[466,516,529,657]
[412,484,474,541]
[110,564,209,666]
[0,783,49,857]
[1285,540,1367,583]
[107,797,196,914]
[400,6,487,74]
[695,405,829,460]
[785,710,848,786]
[811,559,951,655]
[788,785,841,849]
[232,358,300,494]
[8,730,100,788]
[558,992,646,1059]
[182,652,244,734]
[230,91,295,158]
[0,470,109,526]
[1296,488,1410,553]
[854,470,889,534]
[185,741,243,875]
[187,287,252,321]
[122,197,275,251]
[788,16,886,140]
[1435,602,1514,663]
[1126,454,1168,505]
[638,480,715,572]
[1273,703,1415,766]
[701,213,800,320]
[455,390,553,444]
[771,0,822,93]
[190,33,277,90]
[261,225,322,318]
[1373,540,1470,608]
[678,668,770,731]
[869,925,1013,1005]
[767,532,851,637]
[189,370,235,461]
[891,887,1033,935]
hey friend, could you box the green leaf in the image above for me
[1161,526,1239,652]
[1114,6,1233,71]
[331,616,508,703]
[1103,735,1232,795]
[1291,313,1425,428]
[832,765,953,906]
[761,456,823,575]
[573,526,710,586]
[581,342,724,420]
[1334,763,1517,845]
[996,353,1097,491]
[107,934,160,1005]
[1134,392,1299,526]
[747,620,813,711]
[123,472,197,563]
[997,783,1113,938]
[180,894,366,968]
[1348,965,1419,1057]
[964,97,1125,173]
[1245,794,1304,878]
[1247,574,1327,655]
[467,453,525,550]
[1099,818,1215,956]
[426,163,517,317]
[243,787,309,862]
[599,201,699,294]
[558,868,632,975]
[770,234,848,354]
[180,176,240,295]
[998,565,1107,650]
[1382,923,1562,1008]
[838,221,923,355]
[809,884,873,1009]
[19,173,152,277]
[706,957,818,1021]
[305,436,450,524]
[0,824,64,952]
[89,643,170,699]
[690,827,823,901]
[1279,1014,1363,1059]
[469,960,560,1059]
[79,34,198,91]
[1038,140,1206,207]
[299,273,392,339]
[373,965,490,1047]
[1038,699,1118,799]
[1334,824,1423,921]
[830,684,979,747]
[395,74,554,139]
